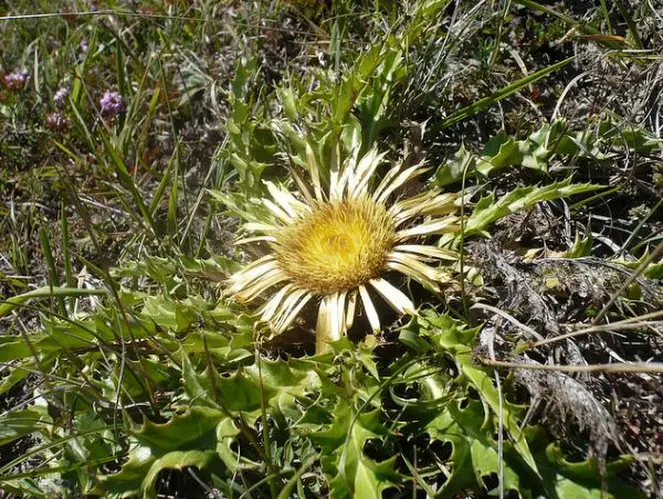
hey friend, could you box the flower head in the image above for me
[45,111,70,134]
[4,69,29,91]
[82,0,99,10]
[99,90,125,118]
[227,147,460,352]
[54,87,69,108]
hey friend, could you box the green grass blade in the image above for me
[513,0,599,33]
[167,156,179,238]
[38,227,66,317]
[60,203,75,314]
[99,132,156,234]
[0,287,107,318]
[149,152,174,216]
[69,97,97,152]
[613,0,643,49]
[434,56,576,131]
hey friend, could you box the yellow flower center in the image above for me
[274,197,395,295]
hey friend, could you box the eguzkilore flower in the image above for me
[227,147,461,352]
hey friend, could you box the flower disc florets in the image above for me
[274,197,395,295]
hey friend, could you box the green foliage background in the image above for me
[0,0,661,497]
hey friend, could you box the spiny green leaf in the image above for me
[464,179,602,236]
[97,408,228,498]
[434,144,475,187]
[460,363,537,475]
[142,450,218,499]
[425,401,523,496]
[215,417,248,470]
[617,252,663,280]
[0,478,51,499]
[526,427,647,498]
[435,119,657,187]
[180,330,252,362]
[208,188,270,224]
[131,406,224,452]
[312,401,400,498]
[398,328,433,354]
[476,132,522,175]
[94,444,154,499]
[568,231,593,258]
[0,339,33,363]
[0,362,32,396]
[180,348,220,409]
[248,357,320,391]
[0,315,123,363]
[416,311,538,474]
[140,295,197,333]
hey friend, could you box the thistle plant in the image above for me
[1,1,660,497]
[227,147,461,352]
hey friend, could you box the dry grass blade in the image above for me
[481,358,663,374]
[527,309,663,349]
[470,302,544,341]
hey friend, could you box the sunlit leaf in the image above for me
[312,401,401,498]
[464,179,602,236]
[0,407,52,446]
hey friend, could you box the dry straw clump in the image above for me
[227,147,460,351]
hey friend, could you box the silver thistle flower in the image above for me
[227,146,461,352]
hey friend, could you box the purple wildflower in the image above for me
[80,40,89,53]
[82,0,99,11]
[4,69,29,91]
[99,90,125,118]
[54,87,69,108]
[45,111,71,134]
